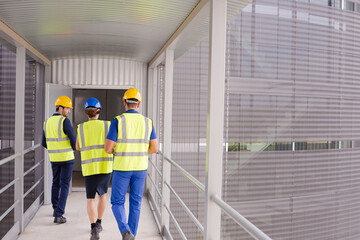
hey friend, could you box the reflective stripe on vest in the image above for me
[113,113,152,171]
[44,115,74,162]
[77,120,113,176]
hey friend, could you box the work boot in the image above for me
[90,226,100,240]
[53,216,67,224]
[122,230,135,240]
[96,221,103,232]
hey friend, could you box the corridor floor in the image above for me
[17,191,162,240]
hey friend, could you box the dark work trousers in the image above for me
[51,161,74,217]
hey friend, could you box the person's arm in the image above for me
[63,118,76,150]
[148,124,158,154]
[76,137,80,151]
[148,139,158,154]
[105,118,118,154]
[41,130,47,149]
[105,139,116,154]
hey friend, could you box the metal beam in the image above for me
[0,20,51,66]
[149,0,209,67]
[204,0,227,239]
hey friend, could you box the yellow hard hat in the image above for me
[54,96,73,109]
[123,88,142,103]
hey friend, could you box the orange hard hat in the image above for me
[54,96,73,109]
[123,88,142,103]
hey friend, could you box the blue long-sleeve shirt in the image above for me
[42,113,76,150]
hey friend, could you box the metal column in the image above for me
[161,49,174,236]
[204,0,227,239]
[14,46,26,232]
[43,65,52,204]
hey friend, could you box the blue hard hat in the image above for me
[84,98,102,110]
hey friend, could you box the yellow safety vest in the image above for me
[44,115,74,162]
[113,113,152,171]
[77,120,113,176]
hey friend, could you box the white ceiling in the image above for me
[0,0,201,62]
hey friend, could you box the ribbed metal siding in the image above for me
[52,58,147,106]
[223,0,360,239]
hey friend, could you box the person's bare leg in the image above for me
[87,198,96,223]
[97,193,107,220]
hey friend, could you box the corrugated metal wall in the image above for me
[52,57,148,108]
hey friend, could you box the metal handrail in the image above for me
[24,160,44,177]
[211,194,272,240]
[23,143,41,155]
[0,143,41,167]
[0,178,19,195]
[149,158,163,177]
[0,152,21,167]
[147,190,162,226]
[0,200,19,222]
[165,181,204,233]
[147,173,162,198]
[155,152,272,240]
[159,152,205,192]
[24,176,44,198]
[164,203,187,240]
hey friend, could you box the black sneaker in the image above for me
[122,230,135,240]
[96,222,103,232]
[90,226,100,240]
[54,216,67,224]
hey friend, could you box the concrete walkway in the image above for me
[18,191,162,240]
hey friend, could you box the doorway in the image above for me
[72,89,126,190]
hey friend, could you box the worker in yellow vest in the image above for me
[105,88,158,240]
[42,96,76,224]
[76,98,113,240]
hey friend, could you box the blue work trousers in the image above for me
[51,161,74,217]
[111,170,147,236]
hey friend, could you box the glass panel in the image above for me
[0,42,16,239]
[170,8,209,240]
[224,0,360,239]
[23,58,45,213]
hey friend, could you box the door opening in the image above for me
[72,89,126,190]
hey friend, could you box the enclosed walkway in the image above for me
[17,191,161,240]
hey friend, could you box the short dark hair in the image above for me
[125,98,139,108]
[56,105,64,111]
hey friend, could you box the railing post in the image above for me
[161,49,174,236]
[15,45,26,232]
[146,67,158,198]
[43,65,52,204]
[205,0,227,239]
